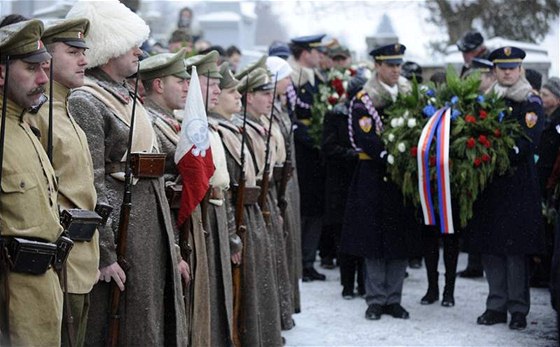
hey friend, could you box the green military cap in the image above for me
[139,48,190,81]
[238,67,274,94]
[0,19,51,63]
[184,50,222,79]
[42,18,89,48]
[219,62,239,90]
[235,54,267,80]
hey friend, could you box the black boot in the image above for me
[441,234,459,307]
[421,227,439,305]
[441,274,455,307]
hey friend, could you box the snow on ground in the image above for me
[283,252,558,346]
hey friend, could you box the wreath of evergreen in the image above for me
[382,66,525,228]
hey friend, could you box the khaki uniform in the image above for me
[31,80,99,346]
[0,98,63,346]
[34,80,99,293]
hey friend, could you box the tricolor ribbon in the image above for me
[417,107,455,234]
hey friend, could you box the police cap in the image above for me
[369,43,406,64]
[489,46,526,69]
[290,34,326,50]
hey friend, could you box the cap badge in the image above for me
[37,40,44,49]
[394,43,401,52]
[525,112,538,128]
[77,31,83,39]
[359,116,372,133]
[504,47,512,56]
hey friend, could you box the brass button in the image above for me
[19,181,25,189]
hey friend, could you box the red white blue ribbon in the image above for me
[417,107,454,234]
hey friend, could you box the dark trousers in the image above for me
[364,258,407,306]
[319,223,340,262]
[301,216,323,269]
[422,227,459,293]
[482,254,530,315]
[339,252,364,291]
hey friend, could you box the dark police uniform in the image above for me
[465,47,545,330]
[340,44,421,320]
[286,34,327,281]
[321,75,366,297]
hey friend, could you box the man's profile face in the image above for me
[50,42,88,89]
[0,59,49,109]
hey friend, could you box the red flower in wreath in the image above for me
[474,157,482,168]
[478,135,491,148]
[479,110,488,120]
[481,153,491,163]
[465,115,476,123]
[348,68,357,77]
[410,146,418,157]
[466,137,476,149]
[331,78,345,96]
[327,96,339,105]
[494,129,501,138]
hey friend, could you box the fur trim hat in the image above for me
[66,0,150,68]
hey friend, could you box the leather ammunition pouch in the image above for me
[95,203,113,227]
[165,183,182,210]
[272,164,293,183]
[105,153,166,179]
[1,237,57,275]
[231,185,261,206]
[60,209,103,242]
[130,153,166,178]
[53,236,74,272]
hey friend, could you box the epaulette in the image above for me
[528,92,543,106]
[356,90,366,100]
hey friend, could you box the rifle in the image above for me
[0,55,11,347]
[277,70,302,217]
[257,73,278,224]
[231,78,249,347]
[106,66,140,347]
[45,56,76,347]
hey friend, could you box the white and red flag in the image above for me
[174,66,215,226]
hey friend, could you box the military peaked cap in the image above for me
[185,50,222,79]
[369,43,406,64]
[489,46,526,69]
[42,18,90,48]
[0,19,51,63]
[139,48,189,81]
[456,31,484,53]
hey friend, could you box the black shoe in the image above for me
[509,312,527,330]
[303,267,326,281]
[420,290,439,305]
[383,303,410,319]
[342,287,354,300]
[302,273,313,282]
[409,258,422,269]
[441,292,455,307]
[365,304,383,320]
[320,257,336,269]
[476,310,507,325]
[458,268,483,278]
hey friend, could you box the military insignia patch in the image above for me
[525,112,538,128]
[504,47,512,56]
[359,116,372,133]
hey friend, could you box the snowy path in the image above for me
[283,253,558,346]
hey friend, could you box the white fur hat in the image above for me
[66,0,149,68]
